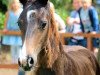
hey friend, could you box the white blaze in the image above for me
[19,42,27,61]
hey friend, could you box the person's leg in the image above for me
[11,45,16,63]
[11,45,21,63]
[68,39,77,45]
[79,39,87,47]
[18,68,25,75]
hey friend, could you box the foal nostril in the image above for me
[18,58,21,67]
[18,56,34,71]
[30,57,34,64]
[28,57,34,65]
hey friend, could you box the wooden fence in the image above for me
[0,30,100,68]
[0,64,18,69]
[60,33,100,50]
[0,30,20,69]
[1,30,100,50]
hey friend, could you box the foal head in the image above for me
[18,0,50,70]
[18,0,61,71]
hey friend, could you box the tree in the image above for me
[50,0,72,22]
[0,0,8,13]
[0,0,8,29]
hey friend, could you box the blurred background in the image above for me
[0,0,100,30]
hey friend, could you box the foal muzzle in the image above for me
[18,56,34,71]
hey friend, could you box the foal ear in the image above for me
[19,0,27,6]
[37,0,48,6]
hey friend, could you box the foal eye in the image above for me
[18,20,23,26]
[40,21,47,30]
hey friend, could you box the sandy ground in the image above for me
[0,45,11,64]
[0,69,18,75]
[0,45,18,75]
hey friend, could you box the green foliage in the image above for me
[2,0,8,7]
[50,0,72,23]
[0,12,5,29]
[56,8,67,22]
[0,0,8,29]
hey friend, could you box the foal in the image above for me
[18,0,100,75]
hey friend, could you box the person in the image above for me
[50,2,66,33]
[3,0,22,64]
[66,0,86,47]
[78,0,99,56]
[2,0,25,75]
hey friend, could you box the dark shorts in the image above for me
[68,38,87,47]
[68,38,99,48]
[92,38,99,48]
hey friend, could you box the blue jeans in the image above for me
[11,45,21,63]
[68,38,87,47]
[18,68,25,75]
[92,38,99,48]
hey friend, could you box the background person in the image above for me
[78,0,99,56]
[50,2,66,33]
[2,0,24,75]
[66,0,86,47]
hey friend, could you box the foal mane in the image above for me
[38,2,64,68]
